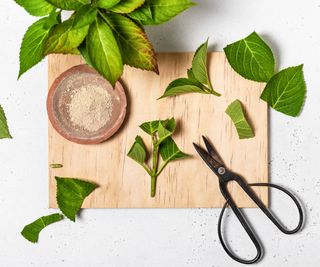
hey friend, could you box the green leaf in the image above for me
[260,65,306,117]
[44,17,89,55]
[159,136,190,163]
[128,0,195,25]
[21,213,64,243]
[19,13,59,78]
[73,5,98,29]
[127,135,147,164]
[110,0,145,14]
[159,78,206,99]
[0,105,12,139]
[139,118,174,135]
[97,0,121,9]
[157,120,175,144]
[225,100,254,139]
[14,0,55,17]
[224,32,275,82]
[187,68,196,80]
[101,12,158,72]
[55,177,98,221]
[79,41,93,66]
[86,17,123,86]
[45,0,88,10]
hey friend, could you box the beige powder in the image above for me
[68,85,113,132]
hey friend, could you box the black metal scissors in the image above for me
[193,136,303,264]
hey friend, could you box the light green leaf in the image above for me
[139,118,174,135]
[45,0,88,10]
[44,17,89,55]
[187,68,196,80]
[225,100,254,139]
[14,0,55,17]
[21,213,64,243]
[128,0,195,25]
[110,0,145,14]
[19,13,59,78]
[127,135,147,164]
[97,0,121,8]
[79,41,93,66]
[101,12,158,72]
[260,65,306,117]
[157,120,176,144]
[86,17,123,86]
[159,78,206,99]
[55,177,98,221]
[73,5,98,29]
[224,32,275,82]
[159,137,190,163]
[0,105,12,139]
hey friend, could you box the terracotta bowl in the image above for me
[47,65,127,144]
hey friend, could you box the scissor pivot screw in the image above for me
[218,167,226,175]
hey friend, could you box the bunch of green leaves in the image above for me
[16,0,195,86]
[224,31,306,117]
[127,118,190,197]
[159,39,221,98]
[21,177,98,243]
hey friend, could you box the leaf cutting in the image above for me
[159,39,220,98]
[127,118,190,197]
[16,0,195,85]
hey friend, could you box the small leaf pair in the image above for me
[159,39,221,98]
[127,118,189,197]
[224,32,306,117]
[21,177,98,243]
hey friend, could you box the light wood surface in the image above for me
[48,52,268,208]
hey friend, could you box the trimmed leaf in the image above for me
[73,5,98,29]
[21,213,64,243]
[102,12,158,72]
[159,78,205,98]
[260,65,306,117]
[86,17,123,86]
[45,0,88,10]
[79,41,93,66]
[225,100,254,139]
[44,17,89,55]
[159,137,190,163]
[127,136,147,164]
[224,32,275,82]
[97,0,121,9]
[110,0,145,14]
[0,105,12,139]
[19,14,59,78]
[55,177,98,221]
[14,0,55,17]
[157,120,176,144]
[139,118,174,135]
[129,0,195,25]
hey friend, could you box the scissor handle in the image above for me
[217,182,304,264]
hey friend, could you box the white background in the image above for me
[0,0,319,266]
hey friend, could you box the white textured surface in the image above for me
[0,0,319,266]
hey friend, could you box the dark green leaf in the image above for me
[79,41,93,66]
[127,135,147,164]
[110,0,145,14]
[55,177,98,221]
[21,213,64,243]
[97,0,121,8]
[44,17,89,55]
[0,105,12,139]
[19,14,59,78]
[159,137,190,163]
[45,0,88,10]
[157,121,174,144]
[73,5,98,29]
[225,100,254,139]
[101,12,158,72]
[139,118,174,135]
[14,0,55,17]
[260,65,306,117]
[224,32,275,82]
[128,0,195,25]
[86,17,123,86]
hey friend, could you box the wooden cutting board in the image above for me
[48,53,268,208]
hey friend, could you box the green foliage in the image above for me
[21,213,64,243]
[0,105,12,139]
[225,100,254,139]
[15,0,55,17]
[97,0,120,9]
[110,0,145,14]
[45,0,88,10]
[127,136,147,164]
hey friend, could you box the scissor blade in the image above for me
[193,143,222,171]
[202,136,224,165]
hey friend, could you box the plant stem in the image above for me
[150,135,159,197]
[156,161,169,176]
[151,175,156,197]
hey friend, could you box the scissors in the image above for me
[193,136,304,264]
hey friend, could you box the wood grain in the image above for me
[48,52,268,208]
